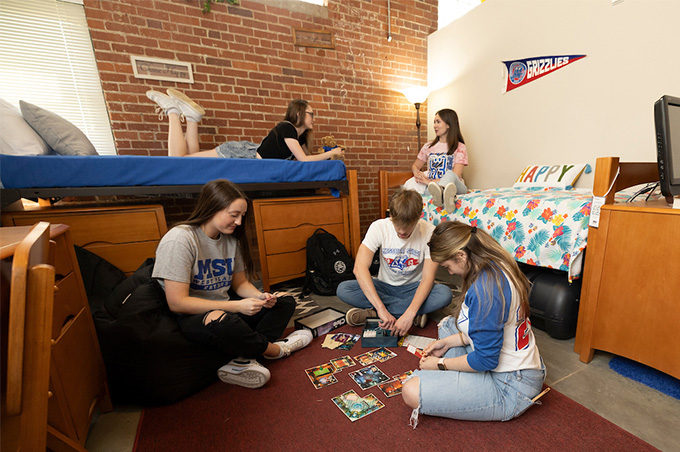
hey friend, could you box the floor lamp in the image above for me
[401,87,429,151]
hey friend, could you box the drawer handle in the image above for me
[59,315,76,336]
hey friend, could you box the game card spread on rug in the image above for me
[330,355,356,372]
[348,365,390,390]
[354,347,397,366]
[322,333,360,350]
[305,363,338,389]
[331,390,385,422]
[378,370,414,398]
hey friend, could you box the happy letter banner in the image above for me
[502,54,586,93]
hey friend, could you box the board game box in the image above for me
[294,307,346,337]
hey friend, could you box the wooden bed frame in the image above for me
[2,170,361,290]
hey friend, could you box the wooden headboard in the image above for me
[378,171,412,218]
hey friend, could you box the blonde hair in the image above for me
[389,188,423,228]
[428,221,531,320]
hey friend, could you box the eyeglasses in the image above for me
[305,111,314,118]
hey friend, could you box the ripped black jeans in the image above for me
[177,296,295,358]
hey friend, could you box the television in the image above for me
[654,94,680,205]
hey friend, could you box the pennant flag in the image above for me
[502,54,586,93]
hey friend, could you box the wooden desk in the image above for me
[575,199,680,379]
[1,225,112,451]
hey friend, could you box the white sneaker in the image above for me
[413,313,428,328]
[428,182,444,207]
[146,90,180,120]
[217,358,270,388]
[443,183,458,212]
[265,329,314,359]
[167,88,205,122]
[345,307,377,326]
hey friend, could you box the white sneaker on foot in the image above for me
[265,329,313,359]
[443,183,458,212]
[217,358,271,388]
[146,90,181,120]
[345,307,378,326]
[428,182,444,207]
[413,313,428,328]
[167,88,205,122]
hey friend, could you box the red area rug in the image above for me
[133,323,658,452]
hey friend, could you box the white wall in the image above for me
[427,0,680,189]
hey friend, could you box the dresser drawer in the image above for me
[258,198,344,230]
[262,223,345,255]
[53,234,74,279]
[8,210,164,245]
[52,273,83,339]
[50,310,108,442]
[84,241,158,275]
[267,249,306,280]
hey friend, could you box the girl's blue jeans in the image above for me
[413,315,546,422]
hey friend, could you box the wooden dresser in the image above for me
[1,224,112,450]
[252,195,350,291]
[2,204,167,276]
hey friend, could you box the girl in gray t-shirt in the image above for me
[152,179,312,388]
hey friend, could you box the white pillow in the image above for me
[0,98,51,155]
[20,100,97,155]
[513,163,590,189]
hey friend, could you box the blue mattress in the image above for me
[0,155,347,189]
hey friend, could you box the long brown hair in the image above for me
[426,108,465,155]
[283,99,310,148]
[180,179,256,280]
[428,221,531,321]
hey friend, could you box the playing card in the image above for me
[355,351,378,366]
[330,355,356,372]
[305,363,338,389]
[331,390,385,422]
[348,365,390,390]
[371,347,397,362]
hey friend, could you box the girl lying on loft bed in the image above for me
[146,89,345,161]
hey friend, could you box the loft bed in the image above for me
[378,158,660,339]
[0,155,352,207]
[0,155,361,289]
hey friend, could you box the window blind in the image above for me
[0,0,116,155]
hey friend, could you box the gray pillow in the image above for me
[20,100,98,155]
[0,98,51,155]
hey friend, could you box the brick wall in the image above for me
[83,0,436,234]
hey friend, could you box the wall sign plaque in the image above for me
[293,28,335,49]
[130,55,194,83]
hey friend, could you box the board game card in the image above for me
[377,379,403,397]
[371,347,397,362]
[330,355,356,372]
[348,365,390,390]
[392,370,414,383]
[336,333,360,350]
[331,390,385,422]
[406,344,424,358]
[355,350,378,366]
[305,363,338,389]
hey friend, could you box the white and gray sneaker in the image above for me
[167,88,205,122]
[345,307,377,326]
[146,89,181,120]
[443,183,458,212]
[428,182,444,207]
[217,358,271,388]
[265,329,313,359]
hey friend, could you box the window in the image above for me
[439,0,484,30]
[0,0,116,154]
[299,0,326,5]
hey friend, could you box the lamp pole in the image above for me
[415,102,422,151]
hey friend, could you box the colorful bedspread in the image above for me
[422,187,597,281]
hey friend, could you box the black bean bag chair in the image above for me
[75,247,227,406]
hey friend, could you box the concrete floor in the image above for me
[85,292,680,452]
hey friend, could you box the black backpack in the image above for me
[303,228,355,295]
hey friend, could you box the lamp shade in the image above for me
[401,86,429,105]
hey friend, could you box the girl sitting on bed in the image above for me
[152,179,313,388]
[403,108,468,212]
[146,89,344,161]
[401,220,545,426]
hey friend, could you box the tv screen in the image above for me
[654,95,680,203]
